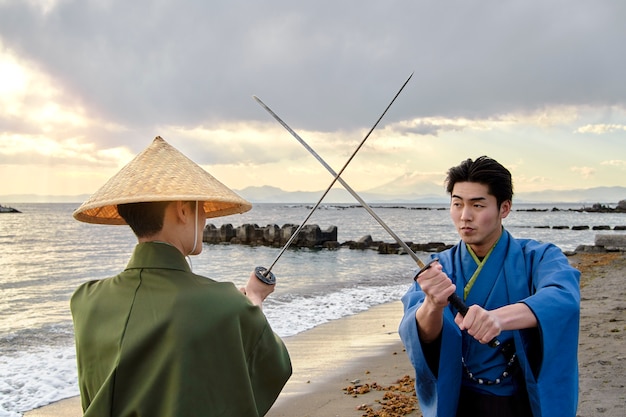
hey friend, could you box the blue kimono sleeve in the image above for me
[399,281,462,417]
[515,242,580,417]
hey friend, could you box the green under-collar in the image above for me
[463,238,499,300]
[126,241,192,272]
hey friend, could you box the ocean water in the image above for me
[0,202,624,416]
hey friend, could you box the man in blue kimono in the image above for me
[399,156,580,417]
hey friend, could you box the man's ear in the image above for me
[500,200,512,219]
[172,201,189,223]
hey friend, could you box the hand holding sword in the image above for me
[239,270,275,310]
[253,80,500,348]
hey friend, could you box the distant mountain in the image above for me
[2,185,624,205]
[237,185,626,205]
[362,173,447,202]
[0,194,90,203]
[236,185,447,204]
[237,172,451,204]
[515,186,626,204]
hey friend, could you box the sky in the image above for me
[0,0,625,201]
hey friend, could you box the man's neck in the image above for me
[467,228,503,258]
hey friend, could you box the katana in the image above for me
[254,93,501,349]
[253,72,413,287]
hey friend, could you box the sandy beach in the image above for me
[25,252,625,417]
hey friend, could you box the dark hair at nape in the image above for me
[444,156,513,206]
[117,201,171,237]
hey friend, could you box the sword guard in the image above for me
[413,258,439,280]
[255,266,276,285]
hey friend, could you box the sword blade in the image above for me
[256,72,414,281]
[255,91,500,348]
[254,97,425,268]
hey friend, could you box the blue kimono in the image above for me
[399,229,580,417]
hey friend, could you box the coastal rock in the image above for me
[263,224,280,244]
[581,202,626,213]
[291,224,338,247]
[344,235,383,250]
[0,204,20,213]
[378,242,401,254]
[411,242,452,252]
[574,245,608,253]
[594,234,626,251]
[575,233,626,253]
[377,241,452,255]
[323,240,341,249]
[280,224,298,246]
[543,202,626,213]
[236,223,262,244]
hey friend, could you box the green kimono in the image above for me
[71,242,292,417]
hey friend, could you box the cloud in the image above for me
[576,124,626,134]
[0,133,132,167]
[389,115,501,137]
[601,160,626,168]
[570,166,596,179]
[1,1,626,197]
[161,122,309,166]
[1,0,625,133]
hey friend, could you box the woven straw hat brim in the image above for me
[73,136,252,225]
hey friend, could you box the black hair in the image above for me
[444,156,513,207]
[117,201,171,237]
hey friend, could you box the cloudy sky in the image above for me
[1,0,625,201]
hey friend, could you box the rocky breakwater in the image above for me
[518,199,626,214]
[204,222,626,257]
[343,234,452,254]
[203,223,452,255]
[203,223,339,248]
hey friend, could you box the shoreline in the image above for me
[266,301,413,416]
[24,301,414,417]
[24,252,626,417]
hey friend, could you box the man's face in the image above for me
[449,181,511,257]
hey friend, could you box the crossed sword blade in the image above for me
[253,72,414,286]
[254,85,500,348]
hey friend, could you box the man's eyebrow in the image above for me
[451,194,487,201]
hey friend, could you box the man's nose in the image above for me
[460,206,472,221]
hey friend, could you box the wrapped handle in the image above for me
[414,258,500,348]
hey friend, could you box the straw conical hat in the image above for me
[73,136,252,225]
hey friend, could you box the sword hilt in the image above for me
[414,258,500,348]
[448,293,501,348]
[254,266,276,285]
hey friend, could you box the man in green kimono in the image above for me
[71,136,292,417]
